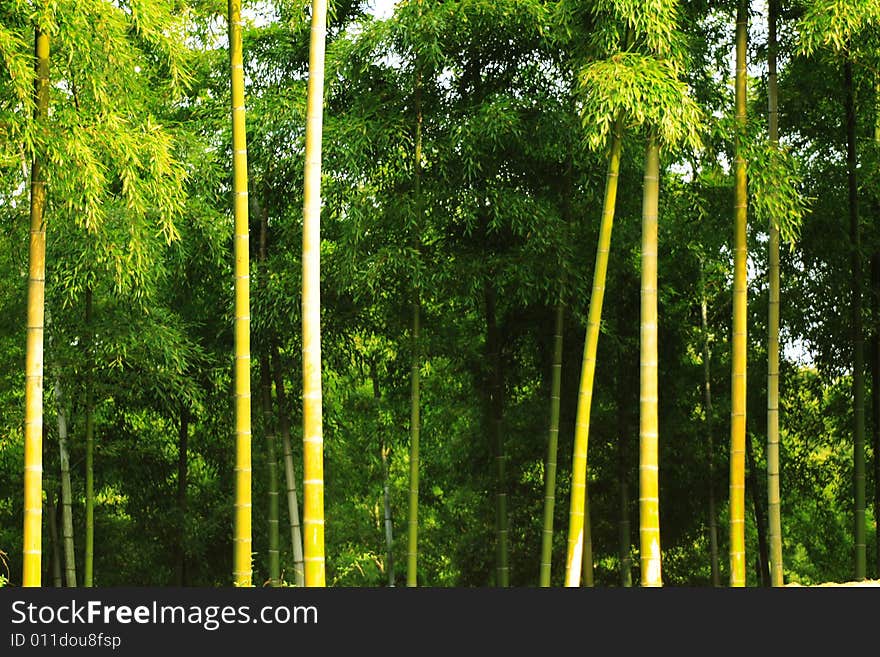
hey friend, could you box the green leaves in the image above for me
[744,135,811,247]
[797,0,880,55]
[578,51,703,152]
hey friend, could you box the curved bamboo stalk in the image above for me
[301,0,329,588]
[564,115,624,586]
[23,24,50,588]
[229,0,252,587]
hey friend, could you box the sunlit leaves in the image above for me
[579,51,703,152]
[797,0,880,55]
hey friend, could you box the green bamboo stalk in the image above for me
[228,0,252,588]
[46,486,62,587]
[407,298,421,587]
[844,55,866,582]
[270,347,305,587]
[729,0,749,588]
[260,358,280,586]
[700,284,720,587]
[766,0,784,588]
[84,288,94,587]
[23,22,50,589]
[539,301,564,587]
[371,364,395,587]
[564,115,624,586]
[301,0,329,588]
[54,372,76,587]
[639,133,662,588]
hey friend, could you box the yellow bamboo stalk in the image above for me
[229,0,252,587]
[302,0,328,588]
[639,134,662,587]
[564,116,623,586]
[23,25,50,588]
[729,0,749,588]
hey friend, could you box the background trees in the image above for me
[0,0,877,587]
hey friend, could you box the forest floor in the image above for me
[786,579,880,587]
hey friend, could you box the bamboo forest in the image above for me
[1,0,879,590]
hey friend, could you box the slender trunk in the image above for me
[872,254,880,578]
[407,298,421,586]
[175,407,188,586]
[565,115,624,586]
[46,486,62,587]
[371,363,395,587]
[617,352,632,587]
[844,55,866,581]
[259,358,280,586]
[539,301,564,586]
[23,24,50,588]
[256,181,280,588]
[83,289,95,587]
[485,284,509,586]
[407,47,424,587]
[639,133,662,587]
[746,433,771,586]
[766,0,784,588]
[54,374,76,587]
[228,0,252,587]
[301,0,328,588]
[700,286,721,587]
[729,0,749,587]
[271,347,305,587]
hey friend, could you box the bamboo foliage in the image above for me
[23,23,50,589]
[302,0,329,588]
[729,0,749,588]
[639,132,662,588]
[229,0,252,588]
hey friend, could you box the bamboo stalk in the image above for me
[729,0,749,587]
[23,23,50,589]
[639,133,662,588]
[301,0,329,588]
[229,0,252,587]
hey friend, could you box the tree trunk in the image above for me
[229,0,253,588]
[175,407,188,586]
[746,433,771,587]
[766,0,784,588]
[301,0,329,588]
[54,373,76,587]
[565,114,624,586]
[370,363,395,587]
[23,24,50,589]
[407,298,421,587]
[83,288,95,587]
[700,287,721,587]
[617,350,633,588]
[485,284,509,587]
[539,301,564,587]
[639,132,662,588]
[729,0,749,588]
[271,347,305,587]
[872,254,880,578]
[46,486,62,587]
[260,357,281,586]
[844,55,866,581]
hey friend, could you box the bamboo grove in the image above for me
[0,0,879,589]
